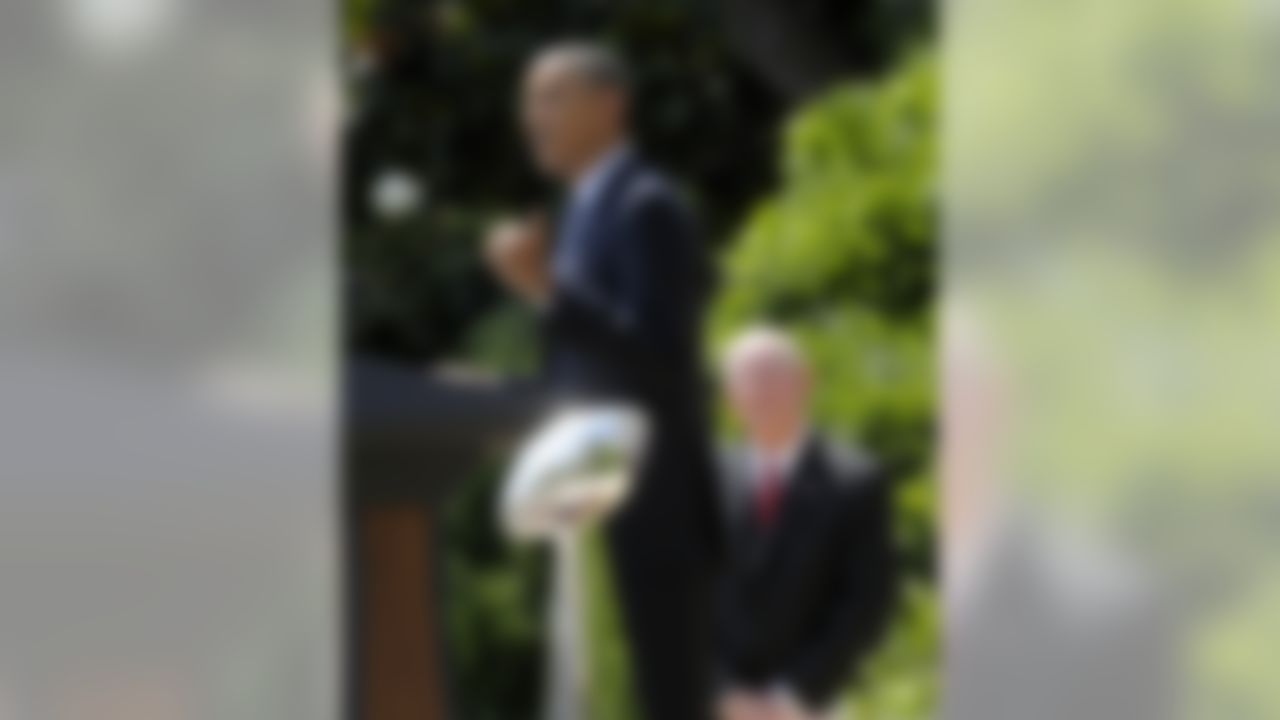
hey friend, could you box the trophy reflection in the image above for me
[499,405,649,720]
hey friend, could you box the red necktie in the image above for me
[754,461,784,529]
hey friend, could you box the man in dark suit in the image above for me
[715,327,896,720]
[484,42,719,720]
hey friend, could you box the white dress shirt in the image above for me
[746,430,809,493]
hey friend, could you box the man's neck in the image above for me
[751,426,809,465]
[568,137,628,188]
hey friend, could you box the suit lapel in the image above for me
[745,434,826,574]
[553,152,638,289]
[721,448,760,568]
[576,150,638,250]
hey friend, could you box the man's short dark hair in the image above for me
[536,41,632,95]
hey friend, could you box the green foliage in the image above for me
[843,581,940,718]
[346,207,497,358]
[715,53,935,327]
[583,529,641,720]
[442,463,549,719]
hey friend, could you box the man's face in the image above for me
[727,351,810,446]
[520,57,619,180]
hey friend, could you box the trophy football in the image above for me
[499,404,649,720]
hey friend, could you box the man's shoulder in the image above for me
[617,158,688,214]
[810,435,885,492]
[716,435,885,488]
[716,443,751,478]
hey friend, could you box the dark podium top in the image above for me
[347,357,543,502]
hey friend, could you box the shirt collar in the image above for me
[750,428,812,484]
[571,142,631,206]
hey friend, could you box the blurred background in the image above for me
[0,1,336,718]
[343,0,936,717]
[948,0,1280,717]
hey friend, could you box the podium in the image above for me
[346,358,541,720]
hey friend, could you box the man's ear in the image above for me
[602,89,629,131]
[796,365,814,399]
[617,91,633,125]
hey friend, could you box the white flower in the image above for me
[370,169,424,220]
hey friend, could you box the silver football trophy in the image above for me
[499,404,649,720]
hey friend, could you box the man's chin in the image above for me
[532,154,577,181]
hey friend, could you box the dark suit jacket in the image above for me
[540,150,718,548]
[716,435,897,710]
[541,151,710,416]
[540,150,720,718]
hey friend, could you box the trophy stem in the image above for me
[545,528,589,720]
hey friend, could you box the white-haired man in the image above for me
[715,327,897,720]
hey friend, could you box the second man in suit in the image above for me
[715,327,897,720]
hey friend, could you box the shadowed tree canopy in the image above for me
[343,0,931,362]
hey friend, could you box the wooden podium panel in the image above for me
[358,505,446,720]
